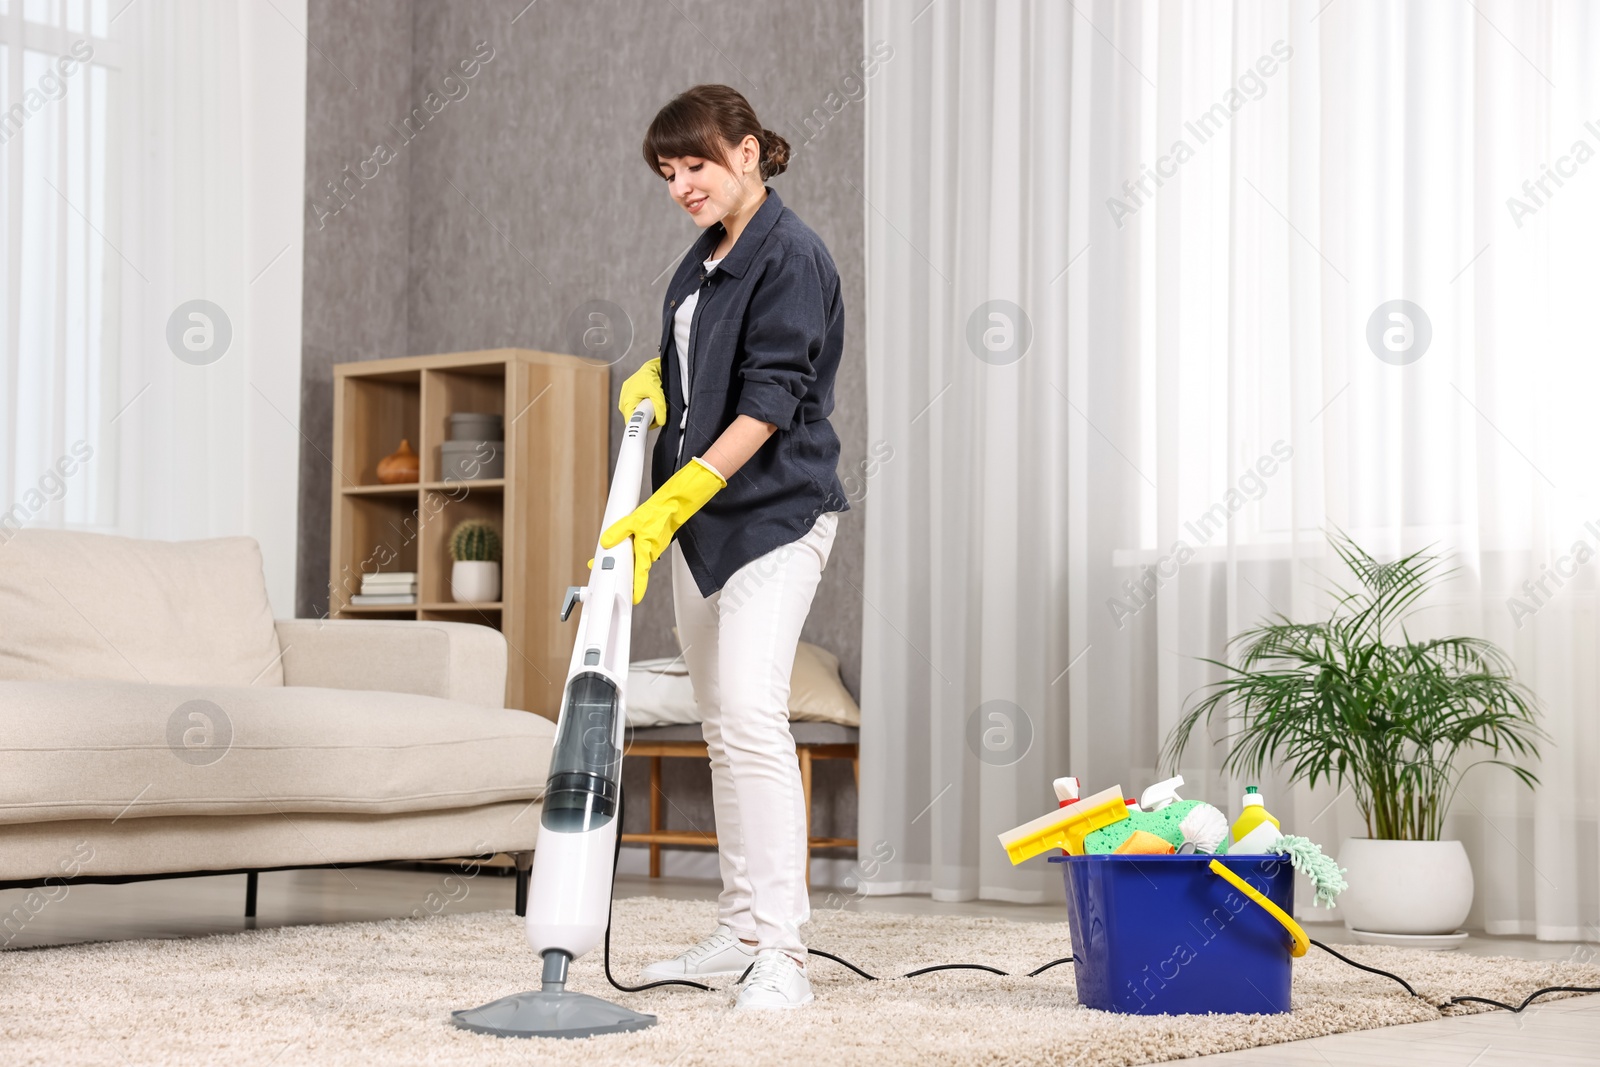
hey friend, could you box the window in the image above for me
[0,0,119,536]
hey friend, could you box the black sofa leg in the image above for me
[512,851,533,917]
[245,871,258,923]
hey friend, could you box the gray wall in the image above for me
[300,0,867,856]
[299,0,415,595]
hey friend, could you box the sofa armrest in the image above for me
[273,619,508,708]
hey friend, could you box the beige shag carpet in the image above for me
[3,897,1598,1066]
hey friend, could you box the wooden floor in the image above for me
[2,863,1595,1064]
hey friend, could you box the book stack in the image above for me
[351,571,418,606]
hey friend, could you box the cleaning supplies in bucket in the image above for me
[1112,830,1177,855]
[1229,786,1282,853]
[1145,776,1231,854]
[1225,786,1347,909]
[1001,775,1346,902]
[1139,776,1185,811]
[1053,777,1080,805]
[1264,835,1348,908]
[1176,804,1230,854]
[1080,776,1231,856]
[1000,772,1353,1014]
[1001,772,1344,1014]
[997,784,1129,863]
[1053,777,1081,856]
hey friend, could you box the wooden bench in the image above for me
[622,722,858,885]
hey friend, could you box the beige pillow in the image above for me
[0,529,284,687]
[789,641,861,725]
[626,639,859,728]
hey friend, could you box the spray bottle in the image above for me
[1053,777,1080,807]
[1139,776,1184,812]
[1053,777,1079,855]
[1230,786,1283,853]
[1143,775,1230,854]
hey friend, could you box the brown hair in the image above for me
[642,84,791,181]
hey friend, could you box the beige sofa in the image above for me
[0,529,553,914]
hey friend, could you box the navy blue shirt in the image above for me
[653,186,850,597]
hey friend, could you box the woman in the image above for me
[598,83,849,1010]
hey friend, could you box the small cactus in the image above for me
[449,518,501,563]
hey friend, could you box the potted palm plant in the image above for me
[1162,530,1544,942]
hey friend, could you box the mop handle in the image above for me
[599,399,656,531]
[1208,858,1309,958]
[578,398,654,662]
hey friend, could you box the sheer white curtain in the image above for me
[863,0,1600,940]
[1,0,119,534]
[111,0,306,616]
[2,0,305,616]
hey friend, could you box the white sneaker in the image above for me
[734,950,813,1010]
[640,924,758,982]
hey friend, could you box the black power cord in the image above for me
[764,940,1600,1015]
[601,789,712,994]
[1446,987,1600,1012]
[1310,938,1600,1014]
[807,948,1075,981]
[817,936,1598,1007]
[1310,938,1422,998]
[598,786,1072,993]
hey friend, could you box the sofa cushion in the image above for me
[0,529,284,687]
[0,680,556,826]
[0,802,542,882]
[0,806,544,883]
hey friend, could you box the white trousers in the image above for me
[670,510,840,958]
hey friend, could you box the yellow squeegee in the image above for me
[997,785,1130,864]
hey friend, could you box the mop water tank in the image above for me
[541,671,624,832]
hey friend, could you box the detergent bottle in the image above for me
[1230,786,1283,853]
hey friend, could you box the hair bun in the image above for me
[759,128,790,179]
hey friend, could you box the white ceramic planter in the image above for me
[1336,837,1473,935]
[450,560,501,603]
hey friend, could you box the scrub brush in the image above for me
[1134,779,1229,854]
[1267,834,1347,908]
[1177,801,1230,855]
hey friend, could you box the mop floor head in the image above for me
[451,990,656,1039]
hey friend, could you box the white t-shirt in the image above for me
[673,254,724,460]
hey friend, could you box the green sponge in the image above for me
[1082,799,1202,854]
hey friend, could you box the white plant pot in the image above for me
[450,560,500,603]
[1336,837,1473,935]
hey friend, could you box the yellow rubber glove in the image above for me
[618,357,667,429]
[597,456,727,603]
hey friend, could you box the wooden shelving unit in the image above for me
[329,349,610,718]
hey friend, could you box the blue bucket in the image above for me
[1050,853,1300,1015]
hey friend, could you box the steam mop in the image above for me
[451,399,659,1039]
